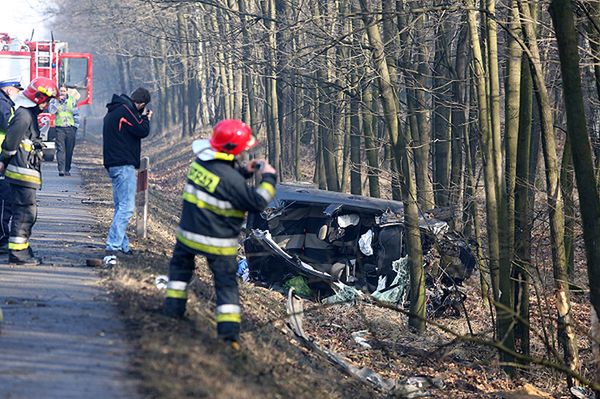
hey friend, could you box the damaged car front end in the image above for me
[243,184,476,315]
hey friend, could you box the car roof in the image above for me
[273,183,404,214]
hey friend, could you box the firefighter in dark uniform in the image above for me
[164,119,277,349]
[0,77,57,265]
[0,77,23,254]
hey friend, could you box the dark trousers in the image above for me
[56,126,77,173]
[9,184,37,261]
[166,241,240,339]
[0,178,12,248]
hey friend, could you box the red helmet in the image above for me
[210,119,256,155]
[23,77,58,105]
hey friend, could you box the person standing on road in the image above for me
[0,77,23,254]
[49,86,80,176]
[0,77,57,265]
[163,119,277,350]
[102,87,152,255]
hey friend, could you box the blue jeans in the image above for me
[106,165,136,251]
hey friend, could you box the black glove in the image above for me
[32,141,46,150]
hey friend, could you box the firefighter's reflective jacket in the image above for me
[0,98,43,189]
[176,139,277,256]
[0,89,15,147]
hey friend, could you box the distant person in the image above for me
[49,86,80,176]
[0,77,57,265]
[102,87,152,255]
[0,77,23,254]
[163,119,277,350]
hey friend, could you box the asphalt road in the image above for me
[0,162,140,399]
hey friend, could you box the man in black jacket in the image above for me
[0,77,23,254]
[102,87,151,254]
[164,119,277,350]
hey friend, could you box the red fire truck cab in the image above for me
[0,33,92,161]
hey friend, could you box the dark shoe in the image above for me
[164,297,186,318]
[65,171,71,176]
[8,255,42,266]
[120,249,135,256]
[58,172,65,176]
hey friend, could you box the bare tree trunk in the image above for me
[359,0,425,331]
[177,10,190,137]
[362,86,380,197]
[550,0,600,388]
[521,0,580,383]
[514,51,534,357]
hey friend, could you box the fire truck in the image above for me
[0,33,92,161]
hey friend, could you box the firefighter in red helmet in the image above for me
[164,119,277,349]
[0,77,57,265]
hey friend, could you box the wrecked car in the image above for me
[243,184,475,314]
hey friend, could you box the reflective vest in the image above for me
[54,96,77,127]
[2,107,42,189]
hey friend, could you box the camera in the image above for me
[253,160,265,171]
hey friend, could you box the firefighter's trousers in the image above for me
[8,184,37,261]
[165,241,241,340]
[0,178,12,250]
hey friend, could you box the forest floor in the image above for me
[76,131,595,399]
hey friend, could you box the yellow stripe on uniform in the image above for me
[176,233,238,256]
[4,170,41,185]
[216,313,241,323]
[8,242,29,250]
[257,181,276,202]
[166,289,187,299]
[182,192,245,218]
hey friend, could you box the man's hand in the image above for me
[261,162,276,175]
[0,162,5,175]
[143,109,153,120]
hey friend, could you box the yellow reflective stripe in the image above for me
[166,289,187,299]
[176,233,238,256]
[19,142,32,151]
[5,170,41,185]
[214,152,235,161]
[187,162,220,193]
[216,313,241,323]
[259,181,276,197]
[182,192,245,218]
[8,242,29,250]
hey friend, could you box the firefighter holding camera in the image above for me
[0,77,57,265]
[164,119,277,350]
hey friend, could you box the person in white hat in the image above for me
[0,76,23,254]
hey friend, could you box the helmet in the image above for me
[210,119,256,155]
[23,77,58,105]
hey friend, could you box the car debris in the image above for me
[351,330,372,349]
[286,289,396,392]
[244,184,476,317]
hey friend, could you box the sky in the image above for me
[0,0,51,41]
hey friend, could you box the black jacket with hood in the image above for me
[102,94,150,169]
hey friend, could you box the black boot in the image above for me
[8,254,42,266]
[163,297,186,318]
